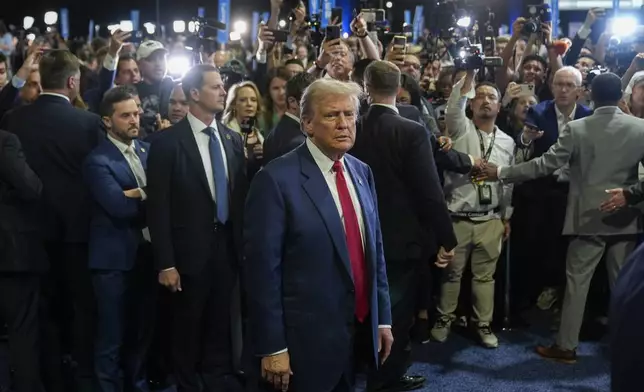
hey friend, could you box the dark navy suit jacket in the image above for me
[610,242,644,392]
[525,100,593,157]
[243,143,392,392]
[83,138,149,271]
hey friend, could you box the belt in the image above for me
[451,207,501,218]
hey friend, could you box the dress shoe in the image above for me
[536,344,577,364]
[373,375,426,392]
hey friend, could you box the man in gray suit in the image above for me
[482,73,644,363]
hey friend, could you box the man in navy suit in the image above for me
[510,66,593,313]
[147,64,248,392]
[243,78,393,392]
[83,86,154,392]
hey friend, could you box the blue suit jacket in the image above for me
[525,100,592,157]
[243,143,392,392]
[83,138,149,271]
[610,242,644,392]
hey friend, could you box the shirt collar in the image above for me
[284,112,301,124]
[107,133,133,154]
[40,92,71,102]
[187,112,218,135]
[371,103,399,114]
[555,104,576,122]
[306,138,345,174]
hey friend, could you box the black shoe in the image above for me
[411,318,431,344]
[374,375,426,392]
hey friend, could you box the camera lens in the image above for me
[522,21,539,35]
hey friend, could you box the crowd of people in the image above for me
[3,1,644,392]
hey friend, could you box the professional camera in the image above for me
[453,38,503,70]
[521,4,552,36]
[185,17,227,56]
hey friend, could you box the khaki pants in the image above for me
[436,218,505,324]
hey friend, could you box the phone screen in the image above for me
[326,25,341,40]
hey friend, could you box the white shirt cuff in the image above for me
[103,53,117,71]
[12,75,26,89]
[256,50,267,64]
[378,325,392,328]
[454,72,477,99]
[497,166,504,180]
[139,188,147,201]
[468,155,475,166]
[520,133,533,147]
[161,267,176,272]
[265,348,288,356]
[577,24,592,40]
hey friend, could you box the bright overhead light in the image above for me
[278,19,287,28]
[385,1,393,8]
[610,16,638,37]
[144,22,156,34]
[234,20,247,33]
[457,16,471,28]
[342,32,349,39]
[188,21,196,33]
[230,31,241,41]
[168,55,191,78]
[173,20,186,33]
[120,20,134,32]
[23,16,35,30]
[44,11,58,25]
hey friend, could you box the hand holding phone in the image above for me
[325,25,341,41]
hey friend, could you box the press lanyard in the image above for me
[476,128,496,162]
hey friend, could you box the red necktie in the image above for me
[332,161,368,322]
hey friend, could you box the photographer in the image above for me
[431,69,513,348]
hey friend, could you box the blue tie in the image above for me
[204,127,229,223]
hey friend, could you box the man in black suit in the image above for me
[263,72,316,164]
[351,60,458,392]
[1,49,104,392]
[0,130,46,392]
[146,64,248,392]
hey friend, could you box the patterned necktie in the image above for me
[203,127,229,224]
[332,160,368,322]
[125,145,147,187]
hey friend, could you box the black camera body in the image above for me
[453,39,503,70]
[521,4,551,36]
[584,65,609,87]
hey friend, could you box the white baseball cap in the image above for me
[136,40,167,61]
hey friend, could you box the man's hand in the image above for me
[109,29,131,57]
[502,220,511,241]
[123,188,142,198]
[438,136,452,152]
[541,22,553,46]
[629,53,644,71]
[599,188,627,212]
[351,13,368,36]
[158,268,182,292]
[316,38,342,69]
[377,327,394,364]
[470,157,486,175]
[521,126,544,144]
[619,98,633,115]
[504,82,522,102]
[512,18,527,39]
[261,352,292,391]
[270,0,283,11]
[459,69,476,96]
[258,22,275,45]
[585,8,605,27]
[474,162,499,182]
[16,48,43,80]
[156,114,172,130]
[436,246,454,268]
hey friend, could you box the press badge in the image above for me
[478,184,492,205]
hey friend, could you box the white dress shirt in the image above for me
[444,76,515,221]
[370,103,399,114]
[40,92,71,102]
[187,112,229,201]
[284,111,301,124]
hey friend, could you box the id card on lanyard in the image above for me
[473,129,496,205]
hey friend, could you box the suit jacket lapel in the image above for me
[178,119,212,198]
[218,122,236,192]
[298,146,354,281]
[105,141,138,186]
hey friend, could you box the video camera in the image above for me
[453,38,503,70]
[521,4,552,36]
[185,17,227,57]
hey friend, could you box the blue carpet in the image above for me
[0,313,610,391]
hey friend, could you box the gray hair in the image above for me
[555,66,583,87]
[300,79,363,120]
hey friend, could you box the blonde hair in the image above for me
[300,79,363,120]
[221,81,264,125]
